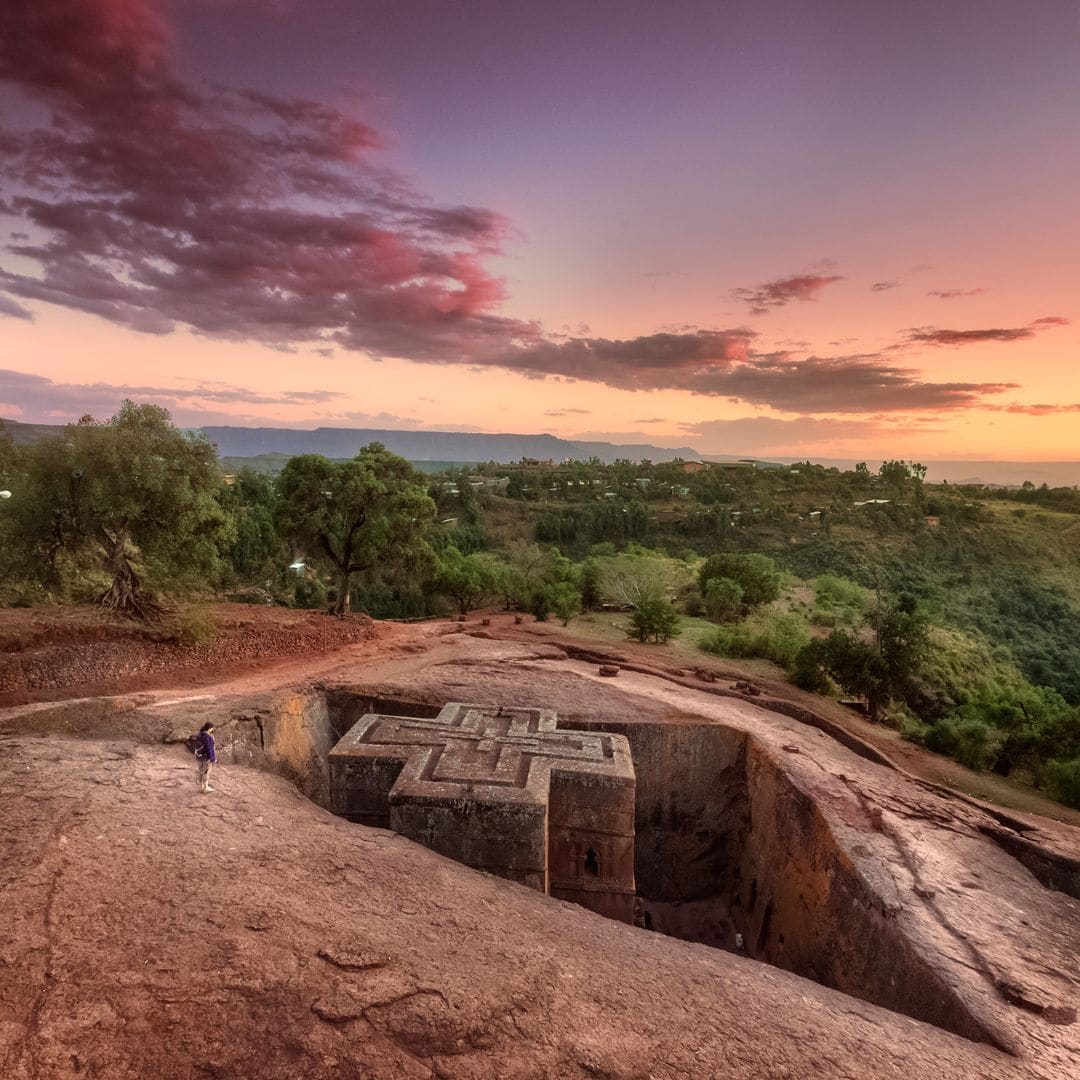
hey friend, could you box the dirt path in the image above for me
[3,602,1078,826]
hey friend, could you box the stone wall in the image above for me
[565,715,1002,1047]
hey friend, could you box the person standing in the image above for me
[194,721,217,793]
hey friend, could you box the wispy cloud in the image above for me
[986,402,1080,416]
[732,272,843,315]
[682,415,943,456]
[909,317,1068,346]
[928,287,989,299]
[871,280,901,292]
[0,367,345,424]
[0,293,33,320]
[544,408,591,417]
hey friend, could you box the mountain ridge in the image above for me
[4,417,1080,484]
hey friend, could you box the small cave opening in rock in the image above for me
[319,692,1005,1050]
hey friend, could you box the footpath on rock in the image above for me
[2,610,1079,1079]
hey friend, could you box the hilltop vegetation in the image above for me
[2,406,1080,807]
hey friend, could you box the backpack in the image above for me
[192,732,208,759]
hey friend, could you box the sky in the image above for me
[1,0,1078,460]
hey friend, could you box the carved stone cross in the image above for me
[329,702,637,921]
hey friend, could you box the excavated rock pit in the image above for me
[313,691,1004,1048]
[4,630,1078,1076]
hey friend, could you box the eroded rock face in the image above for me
[2,632,1079,1078]
[0,734,1048,1080]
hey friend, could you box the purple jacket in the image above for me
[195,732,217,764]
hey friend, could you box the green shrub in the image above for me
[173,608,219,648]
[681,585,704,617]
[1044,758,1080,809]
[699,614,810,670]
[792,640,831,692]
[924,718,1004,772]
[294,578,327,609]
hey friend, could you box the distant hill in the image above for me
[2,417,697,464]
[0,417,68,446]
[6,417,1080,484]
[200,426,701,465]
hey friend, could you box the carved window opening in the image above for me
[584,848,600,877]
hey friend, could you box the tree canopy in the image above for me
[276,444,435,615]
[698,552,781,612]
[4,402,229,618]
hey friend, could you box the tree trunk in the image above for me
[99,534,160,621]
[332,569,352,616]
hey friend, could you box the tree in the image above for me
[432,548,497,615]
[879,460,927,485]
[10,402,230,618]
[697,553,781,610]
[627,593,681,644]
[704,577,744,622]
[276,444,435,615]
[795,593,929,721]
[217,467,282,583]
[602,551,673,609]
[579,558,602,611]
[549,579,582,625]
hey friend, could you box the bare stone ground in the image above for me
[1,612,1079,1078]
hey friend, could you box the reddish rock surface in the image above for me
[2,617,1079,1078]
[0,605,378,706]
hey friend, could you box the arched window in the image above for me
[584,848,600,877]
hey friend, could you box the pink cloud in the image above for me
[732,273,844,315]
[928,287,989,299]
[0,0,527,362]
[682,415,944,455]
[989,402,1080,416]
[908,318,1068,346]
[495,335,1016,412]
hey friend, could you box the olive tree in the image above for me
[9,402,230,618]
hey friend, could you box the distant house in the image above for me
[925,515,941,528]
[681,461,706,474]
[519,457,555,469]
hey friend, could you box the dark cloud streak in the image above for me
[733,273,843,315]
[909,318,1067,346]
[494,334,1017,412]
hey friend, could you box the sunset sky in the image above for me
[1,0,1078,460]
